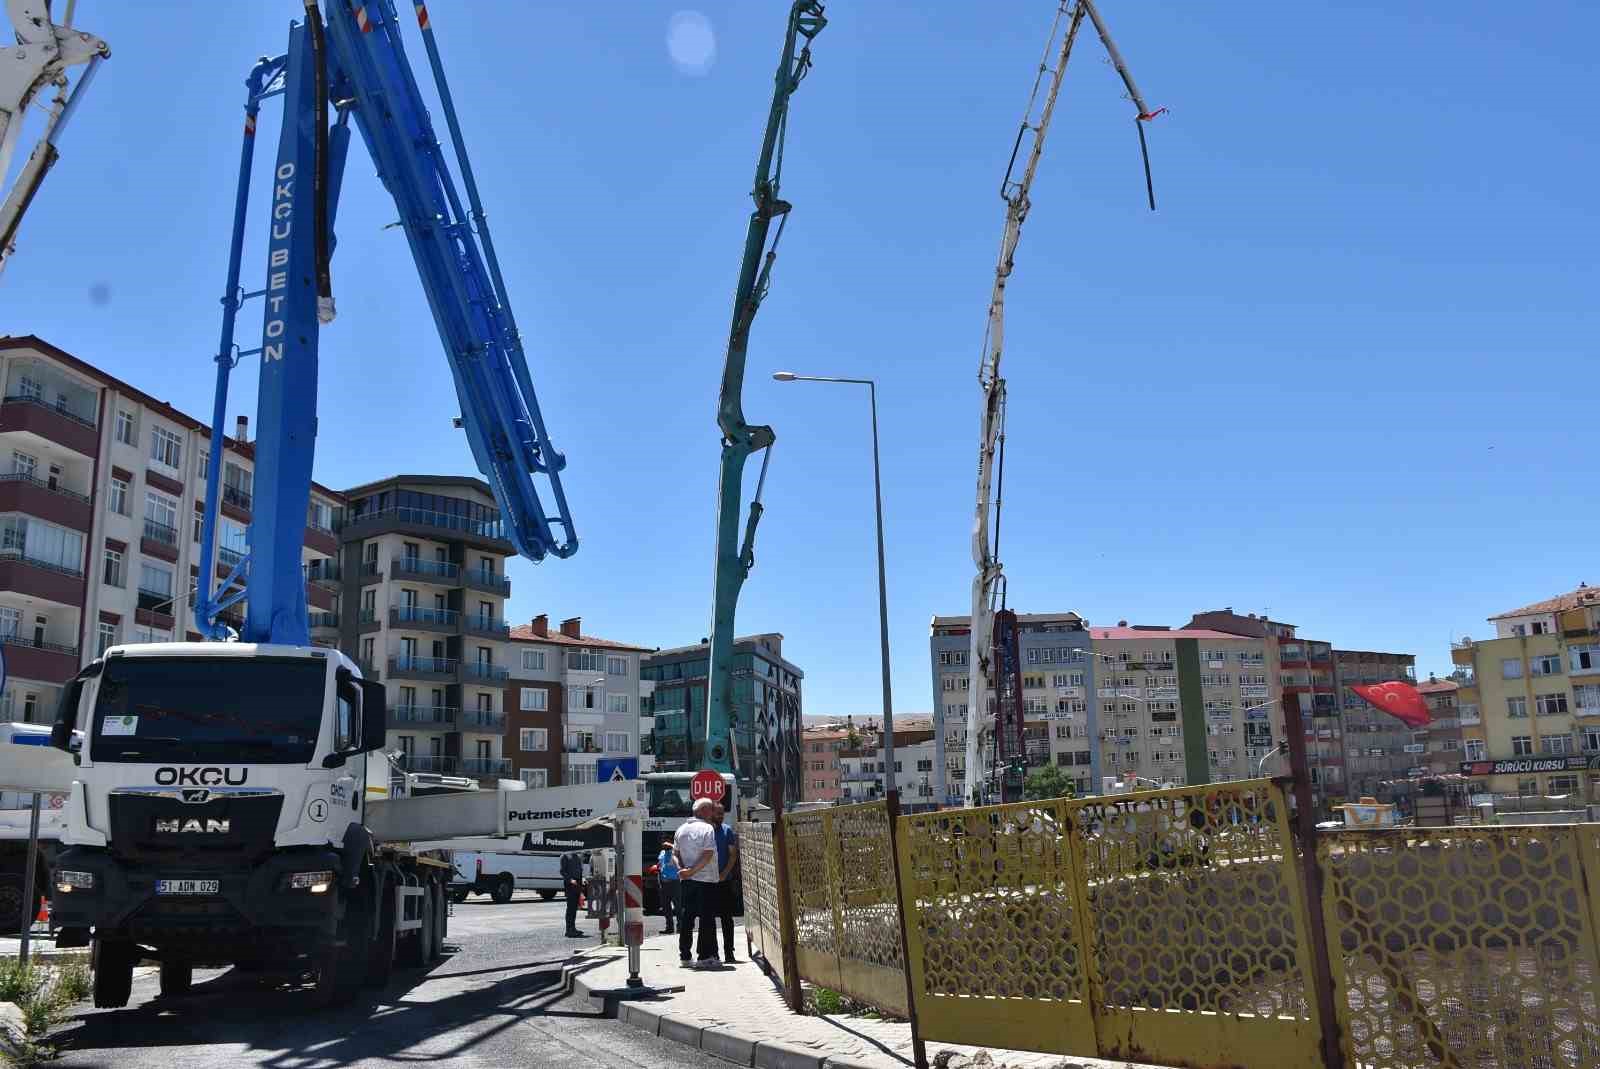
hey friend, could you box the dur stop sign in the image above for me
[690,769,727,803]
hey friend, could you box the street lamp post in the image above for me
[772,371,897,800]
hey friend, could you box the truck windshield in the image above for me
[90,656,327,764]
[647,780,693,818]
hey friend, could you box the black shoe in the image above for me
[723,956,738,964]
[565,929,585,938]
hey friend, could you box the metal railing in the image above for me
[342,504,506,542]
[0,634,77,657]
[463,614,510,636]
[462,567,510,595]
[0,546,85,578]
[390,605,458,627]
[142,518,178,546]
[391,556,460,581]
[308,612,339,630]
[463,661,509,682]
[461,757,511,777]
[461,709,507,732]
[1,393,97,428]
[388,655,456,676]
[0,470,91,503]
[222,484,253,512]
[389,704,456,726]
[304,560,341,584]
[401,755,458,774]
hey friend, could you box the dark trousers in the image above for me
[715,880,735,957]
[660,879,680,931]
[564,883,581,931]
[678,880,719,961]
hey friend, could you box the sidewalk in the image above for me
[566,926,1167,1069]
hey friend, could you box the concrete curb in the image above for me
[562,955,881,1069]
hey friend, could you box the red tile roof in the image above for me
[1417,679,1459,694]
[1489,584,1600,620]
[507,624,652,652]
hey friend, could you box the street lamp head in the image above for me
[771,371,798,382]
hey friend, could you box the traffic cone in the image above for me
[34,901,48,927]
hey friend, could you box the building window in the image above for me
[607,655,628,676]
[1582,727,1600,754]
[519,728,548,752]
[1532,621,1550,636]
[1502,658,1524,679]
[108,478,129,516]
[607,693,628,714]
[605,731,629,753]
[149,425,182,470]
[1547,774,1578,794]
[103,548,123,587]
[1464,739,1486,761]
[96,621,117,656]
[132,625,171,644]
[521,649,545,671]
[1507,697,1528,718]
[1570,646,1600,672]
[568,650,604,673]
[519,687,548,712]
[520,769,548,789]
[567,686,598,711]
[145,490,178,531]
[1511,735,1534,756]
[1575,684,1600,714]
[1541,735,1574,755]
[138,560,173,598]
[114,409,136,445]
[1536,693,1569,716]
[1531,655,1563,677]
[307,499,333,531]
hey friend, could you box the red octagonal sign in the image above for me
[690,769,727,803]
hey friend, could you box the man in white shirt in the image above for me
[672,798,722,968]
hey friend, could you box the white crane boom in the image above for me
[965,0,1159,806]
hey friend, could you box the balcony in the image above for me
[0,547,85,604]
[0,394,98,456]
[462,613,510,638]
[463,661,509,683]
[140,518,179,562]
[305,559,341,587]
[221,483,253,515]
[309,611,339,631]
[390,605,458,633]
[390,556,459,585]
[388,655,457,681]
[359,560,383,584]
[0,634,79,683]
[339,505,510,552]
[401,755,459,775]
[461,709,507,733]
[388,704,456,728]
[217,546,246,572]
[0,471,92,529]
[462,567,510,596]
[462,758,512,778]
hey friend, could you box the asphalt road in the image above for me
[47,891,711,1069]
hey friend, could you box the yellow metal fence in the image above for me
[740,781,1600,1069]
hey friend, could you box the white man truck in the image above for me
[1,642,644,1010]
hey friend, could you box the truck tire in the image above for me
[364,881,397,988]
[490,874,513,904]
[0,877,40,936]
[417,885,438,966]
[449,887,469,904]
[159,961,193,997]
[431,879,447,959]
[312,925,364,1008]
[537,889,557,902]
[92,938,135,1009]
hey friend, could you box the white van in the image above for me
[448,850,564,903]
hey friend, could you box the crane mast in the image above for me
[965,0,1160,806]
[700,1,825,781]
[194,0,578,644]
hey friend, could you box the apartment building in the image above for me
[1334,648,1420,799]
[333,475,514,785]
[1417,676,1463,777]
[837,725,937,808]
[1090,624,1277,790]
[1452,585,1600,799]
[503,614,650,789]
[642,633,803,805]
[799,725,851,802]
[0,335,342,722]
[929,612,1097,804]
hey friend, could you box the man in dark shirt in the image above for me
[560,851,585,937]
[712,803,740,964]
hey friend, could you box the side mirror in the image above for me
[50,675,85,752]
[360,679,387,752]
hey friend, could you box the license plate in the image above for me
[156,879,219,896]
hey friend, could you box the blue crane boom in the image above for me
[699,1,824,778]
[194,0,577,645]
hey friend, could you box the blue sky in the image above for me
[5,1,1595,716]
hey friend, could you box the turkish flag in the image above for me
[1350,682,1431,729]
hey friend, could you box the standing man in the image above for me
[712,802,740,964]
[656,837,680,935]
[673,797,722,968]
[560,850,585,938]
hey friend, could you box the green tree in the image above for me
[1023,763,1075,801]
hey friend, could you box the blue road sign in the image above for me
[596,756,638,783]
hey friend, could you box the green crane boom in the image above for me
[700,1,826,786]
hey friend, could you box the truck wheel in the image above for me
[490,874,513,904]
[449,887,468,904]
[92,938,135,1009]
[417,885,438,966]
[431,880,447,959]
[312,927,363,1008]
[159,961,193,997]
[364,882,397,988]
[537,889,557,902]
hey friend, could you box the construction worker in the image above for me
[560,850,585,938]
[657,837,681,935]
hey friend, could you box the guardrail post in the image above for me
[1282,691,1345,1069]
[770,786,804,1011]
[884,792,928,1069]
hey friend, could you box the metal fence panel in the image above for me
[739,819,783,984]
[1321,825,1600,1069]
